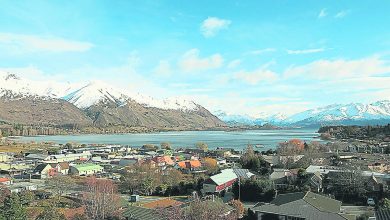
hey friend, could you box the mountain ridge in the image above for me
[0,72,225,131]
[216,101,390,127]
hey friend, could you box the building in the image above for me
[252,191,353,220]
[152,156,174,167]
[0,153,11,162]
[33,162,70,178]
[69,163,103,176]
[269,169,296,189]
[44,152,92,163]
[176,160,203,173]
[203,169,238,193]
[0,177,12,185]
[304,172,323,192]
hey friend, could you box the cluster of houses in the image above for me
[0,145,244,193]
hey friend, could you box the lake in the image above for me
[16,129,321,151]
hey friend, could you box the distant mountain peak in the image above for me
[4,73,20,81]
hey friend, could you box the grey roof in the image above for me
[123,206,161,220]
[253,192,346,220]
[25,154,47,160]
[233,168,255,179]
[33,163,51,173]
[376,209,390,220]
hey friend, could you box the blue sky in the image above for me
[0,0,389,117]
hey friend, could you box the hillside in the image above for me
[0,72,225,133]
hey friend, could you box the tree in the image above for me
[161,142,172,150]
[121,163,161,195]
[83,177,120,220]
[18,191,35,206]
[45,175,76,203]
[203,157,219,174]
[195,142,208,152]
[229,200,244,218]
[379,198,390,209]
[232,178,275,202]
[35,206,65,220]
[0,185,10,205]
[159,198,236,220]
[142,144,158,151]
[240,145,270,175]
[2,193,27,220]
[65,143,73,150]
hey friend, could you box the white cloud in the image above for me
[227,59,241,69]
[318,8,327,18]
[284,56,390,80]
[179,48,223,72]
[234,63,279,85]
[287,48,325,55]
[153,60,172,76]
[0,33,93,53]
[335,10,348,18]
[200,17,231,38]
[247,48,276,55]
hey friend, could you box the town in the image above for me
[1,125,390,219]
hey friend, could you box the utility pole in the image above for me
[238,177,241,201]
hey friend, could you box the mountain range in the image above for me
[215,101,390,127]
[1,71,390,132]
[0,72,225,131]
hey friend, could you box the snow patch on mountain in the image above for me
[0,71,200,112]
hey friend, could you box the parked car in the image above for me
[367,198,375,206]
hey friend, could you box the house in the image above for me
[152,156,174,167]
[269,169,296,189]
[304,172,323,192]
[25,153,48,161]
[260,155,279,167]
[375,209,390,220]
[203,169,238,194]
[368,162,390,173]
[33,162,70,178]
[0,153,11,162]
[44,151,92,163]
[69,163,103,176]
[233,168,255,179]
[142,198,183,209]
[123,206,161,220]
[119,158,141,167]
[7,182,38,193]
[176,160,203,173]
[0,177,12,185]
[306,165,340,175]
[251,191,353,220]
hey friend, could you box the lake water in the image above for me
[16,129,321,151]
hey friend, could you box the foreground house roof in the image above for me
[123,206,161,220]
[142,198,183,209]
[376,209,390,220]
[252,191,348,220]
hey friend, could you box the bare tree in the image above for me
[45,175,76,203]
[83,177,120,220]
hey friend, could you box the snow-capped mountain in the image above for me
[0,71,223,129]
[216,101,390,127]
[214,111,287,126]
[0,71,199,112]
[285,101,390,126]
[213,110,258,125]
